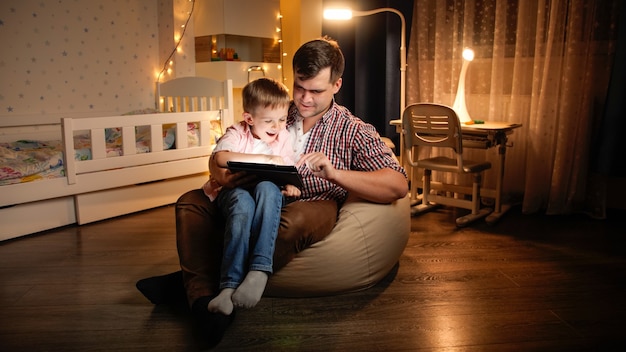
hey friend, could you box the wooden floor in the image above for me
[1,204,625,352]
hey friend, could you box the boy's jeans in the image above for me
[216,181,284,289]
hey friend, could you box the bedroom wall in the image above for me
[0,0,194,125]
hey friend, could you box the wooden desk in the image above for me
[390,119,521,224]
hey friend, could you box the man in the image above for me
[139,37,407,347]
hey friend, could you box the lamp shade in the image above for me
[323,6,406,119]
[323,9,353,20]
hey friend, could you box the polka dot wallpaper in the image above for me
[0,0,192,122]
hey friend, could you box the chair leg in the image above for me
[409,163,420,206]
[423,169,432,205]
[455,208,492,227]
[472,173,481,214]
[411,169,439,216]
[455,172,492,227]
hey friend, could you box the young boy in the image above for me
[201,77,299,316]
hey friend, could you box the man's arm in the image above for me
[329,168,408,203]
[298,152,408,204]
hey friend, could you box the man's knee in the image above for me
[176,189,221,219]
[177,188,207,208]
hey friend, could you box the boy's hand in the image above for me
[282,184,301,198]
[221,169,257,189]
[266,155,286,165]
[209,155,256,188]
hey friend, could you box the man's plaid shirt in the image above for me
[287,101,406,204]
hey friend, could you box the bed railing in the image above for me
[158,77,234,130]
[62,111,217,185]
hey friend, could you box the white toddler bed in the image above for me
[0,77,233,241]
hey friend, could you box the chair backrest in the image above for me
[403,103,464,154]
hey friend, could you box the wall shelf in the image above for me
[195,61,281,88]
[195,34,280,63]
[192,0,282,88]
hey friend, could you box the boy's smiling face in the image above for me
[244,104,289,144]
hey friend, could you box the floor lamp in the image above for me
[323,7,407,121]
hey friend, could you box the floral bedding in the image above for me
[0,124,201,186]
[0,140,65,185]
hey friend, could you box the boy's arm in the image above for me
[212,150,285,168]
[208,153,257,189]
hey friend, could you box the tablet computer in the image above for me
[227,161,304,189]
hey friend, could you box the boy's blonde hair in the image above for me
[242,78,290,113]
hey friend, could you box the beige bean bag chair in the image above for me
[265,194,410,297]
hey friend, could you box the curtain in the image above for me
[406,0,621,217]
[322,0,413,146]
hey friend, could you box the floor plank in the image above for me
[1,204,625,351]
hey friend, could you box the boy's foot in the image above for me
[232,270,268,308]
[207,288,235,315]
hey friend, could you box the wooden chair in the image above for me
[403,103,492,227]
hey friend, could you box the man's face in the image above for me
[292,67,342,120]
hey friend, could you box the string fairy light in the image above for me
[277,12,285,85]
[156,0,195,84]
[155,0,195,109]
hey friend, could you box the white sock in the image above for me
[232,271,268,309]
[207,288,235,315]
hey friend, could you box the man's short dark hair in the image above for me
[292,36,345,83]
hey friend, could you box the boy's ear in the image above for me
[242,112,254,125]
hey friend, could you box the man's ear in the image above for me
[332,77,342,94]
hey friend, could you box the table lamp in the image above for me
[452,48,475,124]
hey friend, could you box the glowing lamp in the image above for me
[452,48,475,123]
[323,7,406,119]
